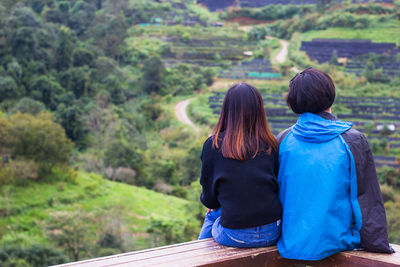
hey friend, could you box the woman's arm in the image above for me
[199,138,220,209]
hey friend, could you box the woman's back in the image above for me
[200,136,281,229]
[198,82,282,248]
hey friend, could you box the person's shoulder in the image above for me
[342,128,368,145]
[203,135,214,146]
[202,135,216,153]
[276,127,293,145]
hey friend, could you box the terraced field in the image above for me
[130,24,282,80]
[207,92,400,168]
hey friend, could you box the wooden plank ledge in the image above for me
[53,239,400,267]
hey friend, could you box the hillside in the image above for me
[0,171,197,263]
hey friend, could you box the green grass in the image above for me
[300,20,400,45]
[0,172,190,251]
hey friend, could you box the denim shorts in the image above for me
[198,209,281,248]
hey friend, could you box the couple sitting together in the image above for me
[198,67,394,260]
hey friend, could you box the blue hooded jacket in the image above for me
[277,112,362,260]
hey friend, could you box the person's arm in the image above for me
[343,130,394,253]
[199,138,220,209]
[273,149,279,178]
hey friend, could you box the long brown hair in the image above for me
[212,83,278,160]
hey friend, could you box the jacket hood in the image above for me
[292,112,352,143]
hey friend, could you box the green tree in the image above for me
[330,50,338,65]
[102,15,127,61]
[0,76,20,101]
[58,66,92,99]
[104,139,144,178]
[8,112,73,174]
[27,0,47,13]
[363,61,377,82]
[47,211,91,261]
[11,27,36,64]
[6,59,23,82]
[181,32,192,42]
[59,1,70,13]
[55,26,73,71]
[72,48,94,67]
[186,179,207,222]
[316,0,333,13]
[103,75,126,104]
[141,56,165,94]
[180,140,202,186]
[56,102,86,143]
[140,100,162,122]
[44,8,65,24]
[28,75,65,110]
[201,68,216,86]
[68,1,96,36]
[9,97,45,115]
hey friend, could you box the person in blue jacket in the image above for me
[277,67,394,260]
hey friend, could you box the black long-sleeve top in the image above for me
[200,136,282,229]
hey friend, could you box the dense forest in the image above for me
[0,0,399,266]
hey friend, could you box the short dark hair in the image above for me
[286,68,335,114]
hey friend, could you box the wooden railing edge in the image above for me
[53,239,400,267]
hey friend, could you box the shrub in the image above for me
[1,258,31,267]
[378,166,400,188]
[45,166,78,184]
[0,232,41,248]
[104,140,144,174]
[0,163,14,186]
[385,201,400,243]
[345,4,394,15]
[7,112,73,175]
[172,185,188,199]
[153,179,173,194]
[180,32,192,42]
[0,117,11,155]
[147,217,186,247]
[104,167,136,185]
[46,211,92,261]
[78,154,104,174]
[380,184,396,202]
[98,232,123,250]
[9,160,38,185]
[0,244,68,267]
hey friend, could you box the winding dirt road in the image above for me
[174,36,299,129]
[174,99,199,132]
[276,39,289,64]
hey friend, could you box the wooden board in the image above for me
[53,239,400,267]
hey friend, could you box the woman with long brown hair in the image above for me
[198,83,282,247]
